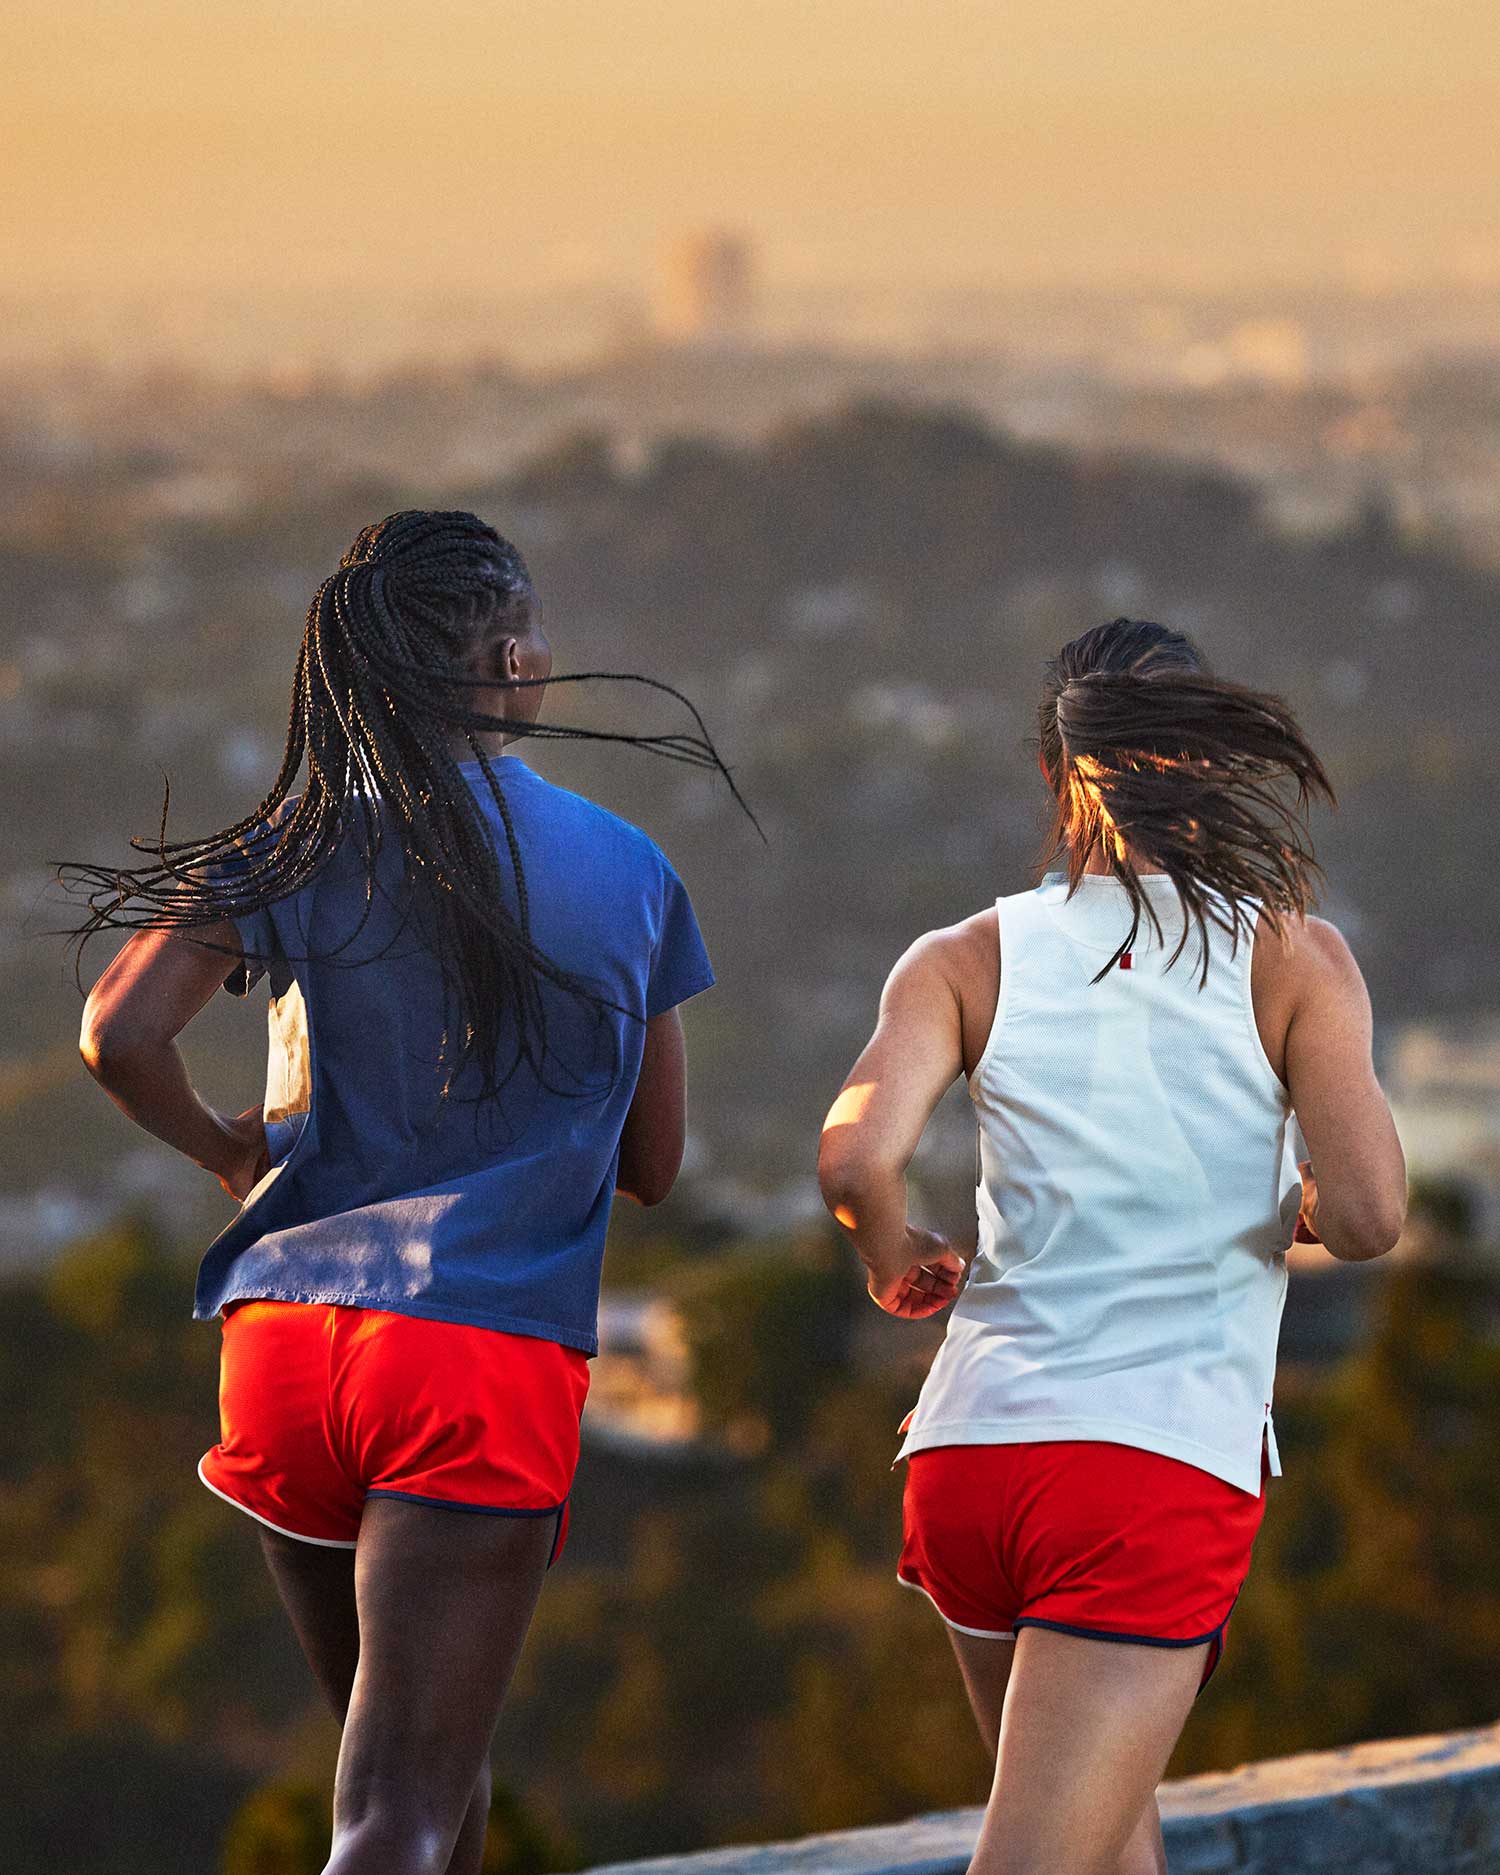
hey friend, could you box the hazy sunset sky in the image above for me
[8,0,1500,300]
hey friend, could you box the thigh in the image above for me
[966,1624,1204,1875]
[258,1527,361,1719]
[334,1495,555,1831]
[947,1628,1015,1758]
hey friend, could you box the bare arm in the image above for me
[1283,918,1406,1261]
[818,932,969,1317]
[78,922,269,1201]
[616,1008,687,1207]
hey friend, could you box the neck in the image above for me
[446,730,515,763]
[1077,844,1165,877]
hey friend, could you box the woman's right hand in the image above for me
[867,1226,968,1319]
[209,1104,272,1202]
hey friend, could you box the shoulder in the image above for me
[1255,909,1362,983]
[884,907,999,1009]
[1252,911,1369,1036]
[1287,913,1368,1005]
[884,909,1001,1075]
[510,768,669,871]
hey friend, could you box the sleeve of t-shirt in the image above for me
[646,856,714,1018]
[221,903,276,998]
[206,818,281,998]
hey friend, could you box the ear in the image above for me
[501,636,523,683]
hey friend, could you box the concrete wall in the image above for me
[585,1726,1500,1875]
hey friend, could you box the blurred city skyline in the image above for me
[9,1,1500,370]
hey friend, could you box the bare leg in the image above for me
[947,1627,1187,1875]
[257,1526,500,1875]
[322,1498,553,1875]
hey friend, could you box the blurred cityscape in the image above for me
[14,243,1500,564]
[5,238,1500,1272]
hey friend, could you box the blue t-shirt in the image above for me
[192,756,713,1354]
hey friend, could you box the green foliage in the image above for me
[1178,1263,1500,1774]
[0,1218,308,1874]
[7,1206,1500,1874]
[478,1781,577,1875]
[220,1782,331,1875]
[664,1232,861,1450]
[1405,1175,1479,1245]
[0,1725,245,1875]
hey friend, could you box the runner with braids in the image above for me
[820,618,1406,1875]
[60,511,739,1875]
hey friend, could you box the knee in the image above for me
[324,1798,453,1875]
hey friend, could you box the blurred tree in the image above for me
[477,1780,576,1875]
[1177,1260,1500,1773]
[665,1232,860,1451]
[1404,1174,1479,1248]
[8,1205,1500,1873]
[0,1218,311,1873]
[220,1781,330,1875]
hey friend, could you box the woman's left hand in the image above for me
[210,1104,272,1202]
[1292,1159,1321,1243]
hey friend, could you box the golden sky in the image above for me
[7,0,1500,297]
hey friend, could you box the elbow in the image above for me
[78,1002,130,1081]
[817,1137,877,1228]
[79,994,159,1084]
[626,1169,678,1209]
[816,1137,851,1218]
[1322,1195,1408,1264]
[617,1142,684,1209]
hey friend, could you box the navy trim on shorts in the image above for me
[363,1489,572,1569]
[1013,1593,1238,1689]
[363,1489,564,1517]
[548,1500,568,1567]
[1012,1615,1224,1649]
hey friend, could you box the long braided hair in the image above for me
[58,510,754,1102]
[1037,618,1334,983]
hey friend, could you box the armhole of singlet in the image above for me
[1241,901,1292,1101]
[966,897,1011,1094]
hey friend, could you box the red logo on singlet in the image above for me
[1119,953,1133,970]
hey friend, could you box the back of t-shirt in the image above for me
[192,755,713,1355]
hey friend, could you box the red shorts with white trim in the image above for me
[898,1440,1268,1686]
[199,1300,590,1558]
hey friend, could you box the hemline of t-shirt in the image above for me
[193,1287,600,1358]
[893,1414,1266,1498]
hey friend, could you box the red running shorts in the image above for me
[199,1300,590,1560]
[899,1439,1268,1685]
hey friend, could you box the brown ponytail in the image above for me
[1036,619,1334,983]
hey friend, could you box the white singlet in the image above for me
[897,872,1303,1496]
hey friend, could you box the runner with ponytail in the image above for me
[820,618,1406,1875]
[60,511,741,1875]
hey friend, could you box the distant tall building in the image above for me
[656,230,757,343]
